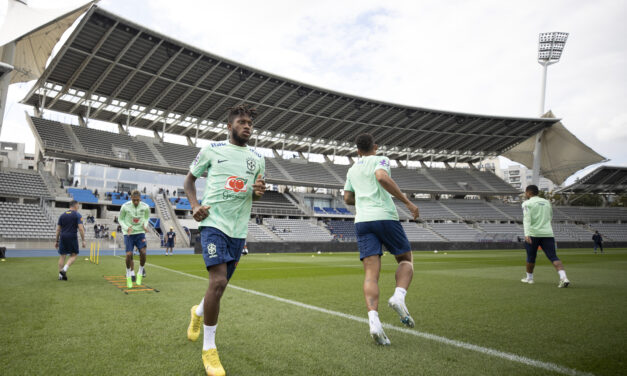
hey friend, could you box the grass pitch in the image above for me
[1,248,626,375]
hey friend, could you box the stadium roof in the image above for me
[557,166,627,194]
[22,5,558,163]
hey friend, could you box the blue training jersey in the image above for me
[58,210,83,238]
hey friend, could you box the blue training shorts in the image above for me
[525,237,559,263]
[124,233,147,253]
[200,227,245,280]
[58,236,79,255]
[355,220,411,260]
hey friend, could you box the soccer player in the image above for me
[184,104,265,376]
[119,190,150,288]
[520,184,570,287]
[165,227,176,256]
[592,230,604,254]
[55,200,86,280]
[343,133,420,346]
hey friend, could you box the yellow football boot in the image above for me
[187,305,202,341]
[202,348,225,376]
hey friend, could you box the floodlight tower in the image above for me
[532,32,568,185]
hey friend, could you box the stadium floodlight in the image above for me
[537,32,568,115]
[532,32,568,185]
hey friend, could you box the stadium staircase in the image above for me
[155,193,190,247]
[485,201,515,221]
[62,123,87,154]
[266,158,294,181]
[141,137,169,167]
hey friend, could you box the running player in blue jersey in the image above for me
[55,200,86,281]
[184,105,266,376]
[344,133,420,345]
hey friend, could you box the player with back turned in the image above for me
[343,133,420,346]
[184,104,265,376]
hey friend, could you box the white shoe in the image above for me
[521,277,535,284]
[388,296,415,328]
[558,278,570,288]
[369,325,391,346]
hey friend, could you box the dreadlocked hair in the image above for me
[227,104,257,124]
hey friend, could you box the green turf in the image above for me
[1,249,626,375]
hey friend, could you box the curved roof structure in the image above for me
[22,5,558,163]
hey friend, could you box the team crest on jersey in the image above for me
[246,157,256,172]
[225,176,248,193]
[132,217,140,223]
[379,159,389,167]
[207,243,217,258]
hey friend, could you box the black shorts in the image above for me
[58,236,79,255]
[525,237,559,263]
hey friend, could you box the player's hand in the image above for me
[82,240,86,248]
[55,241,59,248]
[253,175,266,198]
[127,227,133,235]
[192,205,211,221]
[525,236,531,244]
[406,202,419,220]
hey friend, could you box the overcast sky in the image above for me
[1,0,625,184]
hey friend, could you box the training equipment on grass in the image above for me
[104,275,159,294]
[89,241,100,264]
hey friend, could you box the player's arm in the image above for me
[142,204,150,232]
[343,190,355,205]
[252,158,266,201]
[78,223,86,248]
[184,172,210,222]
[55,224,61,248]
[375,169,419,220]
[522,203,531,243]
[118,204,131,234]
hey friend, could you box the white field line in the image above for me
[144,260,594,376]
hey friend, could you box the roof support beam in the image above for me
[47,20,119,108]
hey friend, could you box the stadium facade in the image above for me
[1,4,625,252]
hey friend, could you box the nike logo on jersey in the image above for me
[218,159,228,163]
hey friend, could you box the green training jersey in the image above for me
[522,196,554,237]
[190,141,265,239]
[344,155,399,223]
[119,201,150,235]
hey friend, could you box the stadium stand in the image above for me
[30,117,77,151]
[264,218,333,242]
[153,142,199,170]
[477,223,523,241]
[555,206,627,222]
[0,202,56,239]
[247,221,277,242]
[440,200,509,221]
[552,223,594,242]
[429,223,483,241]
[0,169,52,198]
[326,220,356,241]
[68,188,98,203]
[591,224,627,241]
[251,191,304,216]
[402,223,444,241]
[72,125,160,165]
[408,200,460,221]
[272,158,342,187]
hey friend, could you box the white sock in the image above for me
[368,310,381,329]
[203,324,217,351]
[196,298,204,316]
[393,287,407,301]
[131,270,135,276]
[558,270,567,279]
[526,272,533,280]
[62,264,69,272]
[139,266,144,275]
[126,268,132,277]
